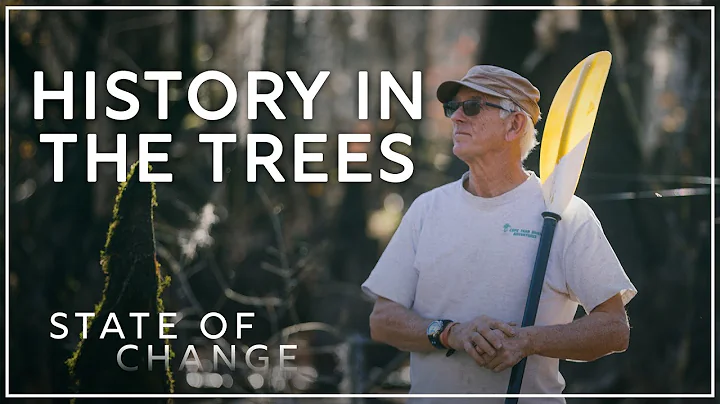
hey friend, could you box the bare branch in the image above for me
[266,322,345,347]
[223,287,284,307]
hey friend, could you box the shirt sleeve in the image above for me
[563,207,638,314]
[361,194,426,309]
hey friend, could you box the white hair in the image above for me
[498,99,540,162]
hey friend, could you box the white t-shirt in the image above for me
[361,171,637,404]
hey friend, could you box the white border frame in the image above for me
[4,4,715,400]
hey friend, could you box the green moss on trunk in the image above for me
[67,162,174,403]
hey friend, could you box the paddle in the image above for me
[504,51,613,404]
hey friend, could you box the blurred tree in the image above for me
[66,162,174,401]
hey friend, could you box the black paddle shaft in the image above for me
[504,211,562,404]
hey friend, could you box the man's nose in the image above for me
[450,107,466,123]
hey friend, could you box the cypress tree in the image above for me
[67,162,174,402]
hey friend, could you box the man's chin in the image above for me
[452,145,475,161]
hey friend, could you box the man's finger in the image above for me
[464,341,487,366]
[488,320,516,337]
[484,352,504,370]
[471,332,496,356]
[493,362,510,373]
[479,328,505,350]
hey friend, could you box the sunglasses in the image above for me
[443,99,511,118]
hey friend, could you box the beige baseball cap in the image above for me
[436,65,541,124]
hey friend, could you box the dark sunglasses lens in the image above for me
[463,100,482,116]
[443,102,459,117]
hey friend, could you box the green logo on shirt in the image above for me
[503,223,541,239]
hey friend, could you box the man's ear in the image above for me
[505,112,526,142]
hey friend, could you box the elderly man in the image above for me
[361,65,637,403]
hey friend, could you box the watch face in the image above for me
[427,321,443,336]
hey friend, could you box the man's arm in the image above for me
[369,296,437,353]
[525,292,630,361]
[483,293,630,372]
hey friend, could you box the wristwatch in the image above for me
[426,319,453,349]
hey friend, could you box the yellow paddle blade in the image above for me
[540,51,612,214]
